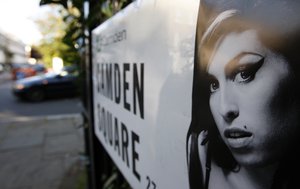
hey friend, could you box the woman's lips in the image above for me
[224,128,253,149]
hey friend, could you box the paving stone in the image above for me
[0,123,45,151]
[43,119,75,136]
[6,186,30,189]
[31,179,61,189]
[31,159,65,185]
[44,133,83,156]
[0,114,85,189]
[0,134,43,151]
[0,147,42,188]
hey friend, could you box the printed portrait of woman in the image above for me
[186,0,300,189]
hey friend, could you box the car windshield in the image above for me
[44,72,58,78]
[62,66,79,76]
[44,68,78,78]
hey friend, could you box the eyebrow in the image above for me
[225,52,264,76]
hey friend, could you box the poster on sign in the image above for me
[92,0,198,188]
[92,0,300,188]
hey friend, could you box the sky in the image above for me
[0,0,47,45]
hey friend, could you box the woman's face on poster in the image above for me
[205,29,298,167]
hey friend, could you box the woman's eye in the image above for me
[235,70,254,83]
[209,80,219,93]
[233,57,264,83]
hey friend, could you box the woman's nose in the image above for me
[219,87,239,123]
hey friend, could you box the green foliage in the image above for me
[34,5,71,67]
[36,0,133,68]
[88,0,133,29]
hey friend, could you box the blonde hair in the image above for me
[200,9,238,47]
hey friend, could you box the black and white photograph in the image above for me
[187,0,300,189]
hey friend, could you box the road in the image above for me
[0,78,84,122]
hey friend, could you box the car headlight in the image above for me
[15,84,25,90]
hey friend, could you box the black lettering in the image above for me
[114,118,120,156]
[114,63,121,104]
[146,176,150,189]
[123,63,131,112]
[105,64,113,100]
[101,64,105,92]
[121,122,129,167]
[96,64,100,93]
[97,62,145,119]
[101,107,107,143]
[107,111,113,146]
[97,103,102,131]
[133,63,144,119]
[132,131,140,181]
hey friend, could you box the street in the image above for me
[0,73,87,189]
[0,78,84,122]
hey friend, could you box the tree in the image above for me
[34,5,71,67]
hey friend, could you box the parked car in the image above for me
[12,66,79,101]
[11,63,47,80]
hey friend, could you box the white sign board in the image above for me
[93,0,300,188]
[92,0,199,188]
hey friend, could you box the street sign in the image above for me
[92,0,199,188]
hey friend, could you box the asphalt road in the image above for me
[0,79,84,121]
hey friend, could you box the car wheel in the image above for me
[26,89,45,102]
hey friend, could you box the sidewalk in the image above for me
[0,113,87,189]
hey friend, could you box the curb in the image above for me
[44,113,83,121]
[0,113,83,124]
